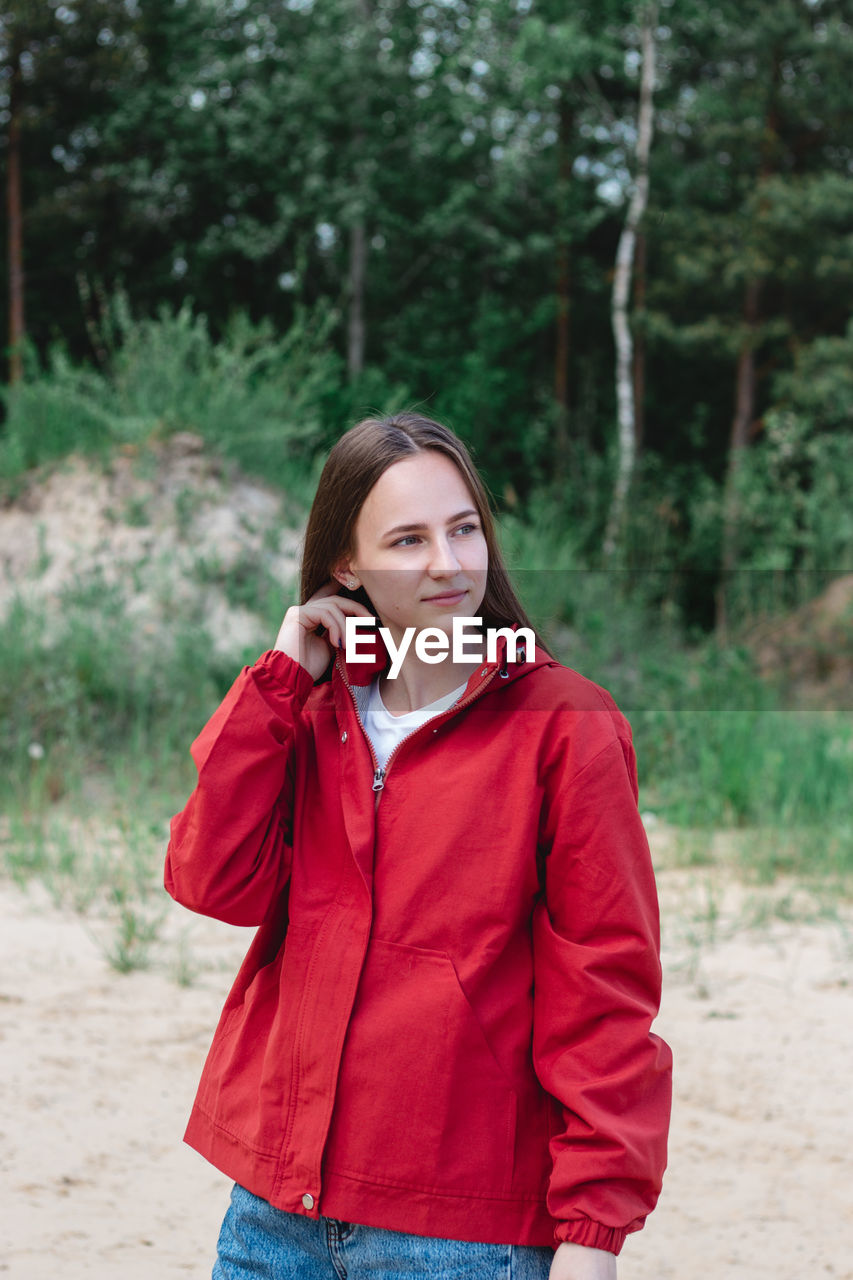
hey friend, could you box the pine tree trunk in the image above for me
[716,276,761,635]
[553,101,574,475]
[347,0,372,382]
[6,55,25,385]
[603,5,657,559]
[553,237,570,471]
[715,76,780,635]
[348,217,367,380]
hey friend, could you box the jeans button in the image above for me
[302,1193,315,1210]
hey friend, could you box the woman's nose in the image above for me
[427,536,461,573]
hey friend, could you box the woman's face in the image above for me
[337,450,489,643]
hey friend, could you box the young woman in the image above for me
[165,412,672,1280]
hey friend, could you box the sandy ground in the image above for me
[2,855,853,1280]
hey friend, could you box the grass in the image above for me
[105,300,341,483]
[1,568,849,981]
[97,894,165,975]
[172,930,200,988]
[3,555,851,881]
[0,294,394,504]
[0,571,235,976]
[654,849,853,1000]
[0,801,173,974]
[499,505,853,882]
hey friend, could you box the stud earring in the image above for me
[346,579,358,590]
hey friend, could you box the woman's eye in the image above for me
[392,525,478,547]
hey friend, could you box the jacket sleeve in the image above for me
[164,648,316,926]
[532,709,672,1255]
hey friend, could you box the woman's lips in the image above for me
[422,589,467,605]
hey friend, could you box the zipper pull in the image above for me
[372,767,386,793]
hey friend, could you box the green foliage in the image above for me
[731,413,853,572]
[642,0,853,479]
[0,296,342,492]
[0,373,115,482]
[776,319,853,435]
[3,0,851,551]
[106,297,343,476]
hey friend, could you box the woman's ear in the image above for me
[332,561,360,591]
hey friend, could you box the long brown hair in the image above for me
[300,411,543,646]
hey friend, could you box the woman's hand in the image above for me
[274,581,373,682]
[548,1243,617,1280]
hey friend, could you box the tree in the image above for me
[604,1,657,558]
[0,0,135,378]
[637,0,853,619]
[1,1,59,382]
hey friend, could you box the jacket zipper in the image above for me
[333,651,384,794]
[335,651,502,799]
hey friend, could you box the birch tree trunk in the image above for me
[603,4,657,559]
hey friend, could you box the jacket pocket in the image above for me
[323,938,517,1197]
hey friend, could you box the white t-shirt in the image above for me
[363,675,469,771]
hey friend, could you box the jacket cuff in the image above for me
[253,648,317,706]
[553,1219,628,1255]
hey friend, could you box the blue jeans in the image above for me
[213,1183,554,1279]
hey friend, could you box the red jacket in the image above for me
[164,629,671,1254]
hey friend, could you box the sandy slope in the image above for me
[0,437,301,662]
[1,860,852,1280]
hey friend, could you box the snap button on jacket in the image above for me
[164,631,672,1254]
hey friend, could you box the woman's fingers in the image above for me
[305,579,346,601]
[273,583,375,677]
[304,579,373,612]
[297,597,372,648]
[300,582,373,642]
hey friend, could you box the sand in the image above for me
[2,858,852,1280]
